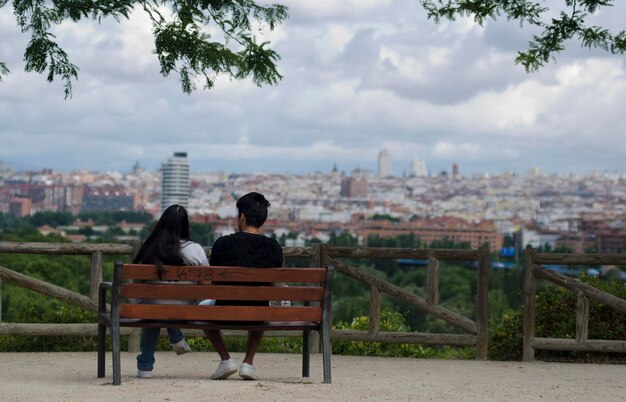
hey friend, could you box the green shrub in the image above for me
[489,311,523,360]
[0,304,106,352]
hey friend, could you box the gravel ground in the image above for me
[1,352,624,401]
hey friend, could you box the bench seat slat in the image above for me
[116,319,320,331]
[122,265,326,283]
[121,284,324,301]
[120,304,323,322]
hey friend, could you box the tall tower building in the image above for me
[161,152,190,211]
[378,149,392,177]
[452,162,459,178]
[409,158,427,177]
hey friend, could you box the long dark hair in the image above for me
[133,204,191,278]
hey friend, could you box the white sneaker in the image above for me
[137,370,152,379]
[210,358,238,380]
[239,363,258,380]
[171,339,192,355]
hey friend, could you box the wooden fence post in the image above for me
[369,285,381,335]
[576,291,589,343]
[523,246,536,361]
[426,250,439,306]
[475,243,489,360]
[90,251,103,302]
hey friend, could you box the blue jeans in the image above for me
[136,328,185,371]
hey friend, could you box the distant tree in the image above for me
[367,233,421,248]
[0,212,34,233]
[420,0,626,71]
[189,222,212,246]
[78,226,94,237]
[554,245,573,253]
[429,237,470,249]
[78,210,153,225]
[278,233,287,246]
[29,211,74,228]
[1,0,288,98]
[371,214,400,223]
[329,232,359,247]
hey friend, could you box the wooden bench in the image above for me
[97,262,334,385]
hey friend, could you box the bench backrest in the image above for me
[112,262,334,323]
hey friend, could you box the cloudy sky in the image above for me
[1,1,625,176]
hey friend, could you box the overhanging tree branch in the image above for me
[419,0,625,72]
[1,0,288,98]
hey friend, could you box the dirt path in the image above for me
[1,352,624,401]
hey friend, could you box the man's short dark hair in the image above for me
[236,192,271,228]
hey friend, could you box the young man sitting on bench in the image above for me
[204,191,284,381]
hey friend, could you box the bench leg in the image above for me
[321,326,331,384]
[97,323,106,378]
[302,330,311,377]
[112,324,121,385]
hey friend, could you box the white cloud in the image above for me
[316,25,354,58]
[285,0,393,19]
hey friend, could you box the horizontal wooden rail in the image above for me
[331,330,476,346]
[325,246,480,260]
[533,265,626,314]
[282,247,316,258]
[329,258,478,334]
[0,242,133,255]
[0,323,307,338]
[0,265,98,312]
[0,243,315,259]
[3,324,480,347]
[532,338,626,353]
[0,323,128,336]
[534,253,626,266]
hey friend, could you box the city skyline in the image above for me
[2,2,626,175]
[1,155,624,178]
[3,159,626,255]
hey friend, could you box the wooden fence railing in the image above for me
[320,244,490,359]
[523,246,626,361]
[0,241,141,348]
[0,241,489,358]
